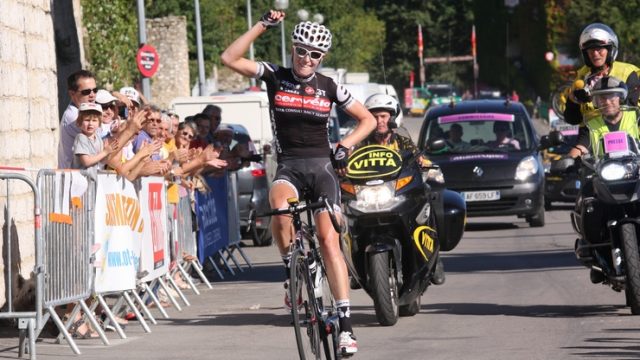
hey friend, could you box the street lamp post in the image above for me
[274,0,289,66]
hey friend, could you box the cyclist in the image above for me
[564,23,640,157]
[221,10,376,355]
[357,93,445,285]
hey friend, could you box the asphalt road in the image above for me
[3,117,640,359]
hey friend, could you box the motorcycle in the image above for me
[542,129,581,209]
[541,110,640,314]
[339,141,466,326]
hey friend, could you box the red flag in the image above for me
[471,25,477,58]
[418,24,423,57]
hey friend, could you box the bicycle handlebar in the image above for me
[257,195,342,233]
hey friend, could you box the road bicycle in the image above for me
[260,193,346,359]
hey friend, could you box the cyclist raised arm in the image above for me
[221,9,375,356]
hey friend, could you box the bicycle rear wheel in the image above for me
[291,249,323,359]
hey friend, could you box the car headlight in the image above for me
[600,161,639,181]
[515,156,539,181]
[350,181,405,212]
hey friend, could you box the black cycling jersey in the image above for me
[256,62,355,160]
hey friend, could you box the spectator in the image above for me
[71,103,119,172]
[95,90,119,138]
[510,90,520,102]
[132,104,162,160]
[190,113,211,149]
[119,86,142,120]
[169,112,180,138]
[58,70,98,168]
[462,89,473,100]
[201,105,222,143]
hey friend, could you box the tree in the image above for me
[82,1,139,89]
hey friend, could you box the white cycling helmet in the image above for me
[579,23,618,68]
[364,93,403,125]
[291,21,332,53]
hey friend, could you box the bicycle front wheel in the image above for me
[291,249,323,359]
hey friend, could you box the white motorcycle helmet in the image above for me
[364,93,403,128]
[590,76,628,106]
[579,23,618,68]
[291,21,332,53]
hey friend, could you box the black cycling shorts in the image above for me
[273,157,341,213]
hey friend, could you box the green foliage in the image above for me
[82,0,139,89]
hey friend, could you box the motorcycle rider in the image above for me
[564,23,640,158]
[569,76,639,283]
[356,93,446,285]
[221,10,376,355]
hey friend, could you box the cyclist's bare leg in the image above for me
[315,211,349,300]
[269,182,297,256]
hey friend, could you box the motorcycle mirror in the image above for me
[427,138,447,152]
[548,130,564,146]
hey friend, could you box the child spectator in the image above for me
[72,103,119,172]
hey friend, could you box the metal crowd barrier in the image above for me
[0,172,42,360]
[35,169,107,355]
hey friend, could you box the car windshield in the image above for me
[422,112,533,155]
[428,86,453,97]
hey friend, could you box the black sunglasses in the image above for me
[294,46,324,60]
[181,131,194,139]
[79,88,98,96]
[99,101,116,109]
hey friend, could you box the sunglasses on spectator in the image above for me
[100,102,116,109]
[293,46,324,60]
[149,118,162,124]
[181,131,194,139]
[78,88,98,96]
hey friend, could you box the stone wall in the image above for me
[146,16,190,110]
[0,0,59,307]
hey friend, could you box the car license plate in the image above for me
[462,190,500,202]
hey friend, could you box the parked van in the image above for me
[170,92,272,148]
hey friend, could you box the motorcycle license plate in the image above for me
[462,190,500,202]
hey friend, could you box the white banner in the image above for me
[94,173,142,293]
[138,177,169,282]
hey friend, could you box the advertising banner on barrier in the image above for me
[138,177,169,282]
[94,173,142,293]
[195,174,229,263]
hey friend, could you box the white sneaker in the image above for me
[339,331,358,355]
[283,279,302,312]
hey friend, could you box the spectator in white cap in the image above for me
[119,86,146,119]
[95,89,119,137]
[72,103,119,172]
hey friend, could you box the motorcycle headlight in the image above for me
[350,181,405,212]
[600,161,639,181]
[515,156,539,181]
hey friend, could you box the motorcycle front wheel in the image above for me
[621,223,640,315]
[368,251,399,326]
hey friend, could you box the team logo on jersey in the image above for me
[274,91,331,112]
[304,86,315,95]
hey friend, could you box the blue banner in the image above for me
[195,174,229,263]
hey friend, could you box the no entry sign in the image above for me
[137,44,159,78]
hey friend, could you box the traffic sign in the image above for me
[137,44,159,78]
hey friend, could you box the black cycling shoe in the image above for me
[590,269,605,284]
[431,257,446,285]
